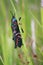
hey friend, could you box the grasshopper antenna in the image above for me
[10,11,13,16]
[10,11,15,18]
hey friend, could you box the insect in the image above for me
[11,12,24,48]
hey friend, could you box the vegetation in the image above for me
[0,0,43,65]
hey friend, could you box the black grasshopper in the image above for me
[11,13,24,48]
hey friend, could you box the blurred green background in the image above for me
[0,0,43,65]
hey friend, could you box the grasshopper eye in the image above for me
[12,18,16,22]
